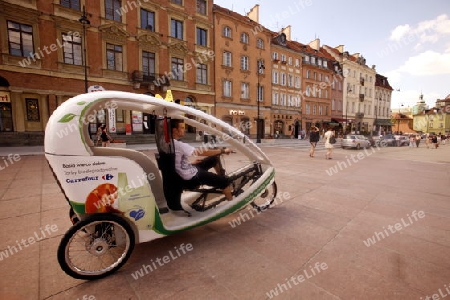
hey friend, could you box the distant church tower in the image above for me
[412,93,428,115]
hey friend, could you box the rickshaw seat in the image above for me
[91,147,167,210]
[154,152,198,211]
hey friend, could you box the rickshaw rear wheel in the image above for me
[251,181,277,212]
[58,214,135,280]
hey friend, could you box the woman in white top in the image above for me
[324,128,335,159]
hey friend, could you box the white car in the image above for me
[341,135,371,149]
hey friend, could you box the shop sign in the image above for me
[229,109,245,115]
[0,92,10,102]
[88,85,105,93]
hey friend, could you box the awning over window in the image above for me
[331,117,347,123]
[375,119,392,126]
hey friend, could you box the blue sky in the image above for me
[213,0,450,109]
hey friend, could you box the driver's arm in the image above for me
[194,147,231,157]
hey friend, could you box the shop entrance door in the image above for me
[0,103,13,132]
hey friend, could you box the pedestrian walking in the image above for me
[431,135,438,149]
[100,125,112,147]
[415,135,421,148]
[441,134,446,145]
[324,128,335,159]
[409,135,415,147]
[425,134,430,149]
[309,126,320,158]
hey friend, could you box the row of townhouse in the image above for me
[0,0,393,145]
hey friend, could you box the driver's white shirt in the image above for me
[173,139,198,180]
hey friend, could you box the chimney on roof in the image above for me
[308,38,320,50]
[336,45,344,53]
[281,25,291,41]
[246,4,259,23]
[352,53,360,58]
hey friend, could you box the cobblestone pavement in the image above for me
[0,142,449,300]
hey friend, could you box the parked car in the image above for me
[341,135,371,149]
[396,135,410,147]
[379,134,397,146]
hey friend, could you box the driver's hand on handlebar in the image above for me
[222,148,235,155]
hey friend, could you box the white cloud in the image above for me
[390,24,411,41]
[397,50,450,76]
[389,14,450,46]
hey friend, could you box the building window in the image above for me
[223,80,232,97]
[272,52,278,60]
[25,98,40,122]
[280,73,286,86]
[280,54,286,62]
[241,82,249,99]
[280,94,286,106]
[295,58,300,67]
[171,57,184,81]
[196,27,207,46]
[106,43,123,71]
[60,0,80,10]
[295,76,300,88]
[171,0,182,5]
[257,60,265,74]
[313,105,317,115]
[171,19,183,39]
[196,64,207,84]
[240,32,249,44]
[140,9,155,31]
[272,93,279,105]
[306,104,310,114]
[196,0,206,14]
[288,74,293,87]
[257,85,264,102]
[323,60,327,68]
[7,21,33,57]
[319,105,323,115]
[257,38,264,49]
[311,56,315,65]
[223,51,232,67]
[272,71,278,84]
[288,57,292,65]
[105,0,122,22]
[306,70,310,79]
[240,56,249,71]
[223,26,231,38]
[142,51,155,78]
[62,32,82,65]
[304,56,310,63]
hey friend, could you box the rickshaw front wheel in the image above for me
[57,214,135,280]
[251,181,277,212]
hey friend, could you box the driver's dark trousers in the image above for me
[185,155,230,189]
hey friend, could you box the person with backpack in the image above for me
[324,127,335,160]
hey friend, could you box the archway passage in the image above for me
[0,76,9,87]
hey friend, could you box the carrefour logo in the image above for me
[66,176,99,183]
[102,174,114,180]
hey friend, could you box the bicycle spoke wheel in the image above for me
[57,214,134,280]
[251,181,277,212]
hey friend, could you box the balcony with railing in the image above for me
[131,71,171,86]
[359,94,365,102]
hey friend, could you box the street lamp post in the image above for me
[373,97,380,136]
[256,61,265,143]
[79,6,90,93]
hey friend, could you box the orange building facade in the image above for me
[212,4,272,137]
[0,0,215,140]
